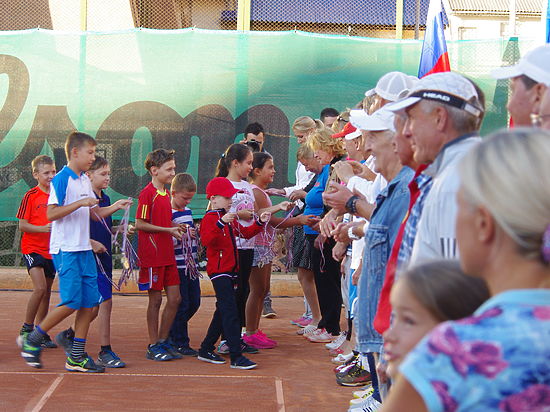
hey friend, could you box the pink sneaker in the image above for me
[257,330,277,347]
[306,328,334,343]
[243,333,276,349]
[290,316,312,328]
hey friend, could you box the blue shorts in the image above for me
[97,270,113,303]
[52,250,100,310]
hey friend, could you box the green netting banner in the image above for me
[0,28,535,219]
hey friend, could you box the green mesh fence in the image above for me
[0,28,536,264]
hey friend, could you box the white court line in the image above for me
[1,371,271,379]
[275,378,286,412]
[28,374,64,412]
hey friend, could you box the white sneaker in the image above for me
[306,328,334,343]
[352,384,373,399]
[325,331,347,350]
[348,394,382,411]
[332,351,354,364]
[296,324,317,336]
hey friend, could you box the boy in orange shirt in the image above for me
[16,155,57,348]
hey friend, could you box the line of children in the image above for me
[20,132,129,372]
[16,155,58,349]
[198,177,271,369]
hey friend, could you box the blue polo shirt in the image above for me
[303,163,330,235]
[89,190,112,275]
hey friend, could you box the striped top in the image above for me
[172,207,198,272]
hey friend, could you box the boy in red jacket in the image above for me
[198,177,270,370]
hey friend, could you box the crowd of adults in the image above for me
[266,44,550,411]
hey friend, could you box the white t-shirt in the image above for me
[48,165,96,254]
[229,179,256,250]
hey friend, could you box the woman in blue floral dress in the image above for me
[381,128,550,412]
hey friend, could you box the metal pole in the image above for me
[237,0,251,31]
[396,0,404,39]
[509,0,517,36]
[80,0,88,31]
[414,0,420,39]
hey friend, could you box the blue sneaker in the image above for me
[197,350,226,364]
[161,341,183,359]
[55,330,74,356]
[98,350,126,368]
[20,336,43,368]
[146,343,173,361]
[66,353,105,373]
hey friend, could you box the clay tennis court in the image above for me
[0,290,355,411]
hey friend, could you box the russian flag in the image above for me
[418,0,450,78]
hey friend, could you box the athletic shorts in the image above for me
[52,250,100,310]
[138,264,179,291]
[97,270,113,303]
[23,253,56,279]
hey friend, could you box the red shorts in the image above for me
[138,264,179,291]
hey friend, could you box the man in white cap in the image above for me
[492,44,550,126]
[386,71,484,265]
[364,71,418,113]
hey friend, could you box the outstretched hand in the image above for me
[259,211,271,223]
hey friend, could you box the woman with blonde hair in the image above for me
[301,128,348,343]
[382,128,550,412]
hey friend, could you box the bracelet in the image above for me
[345,195,360,215]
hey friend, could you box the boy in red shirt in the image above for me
[136,149,183,361]
[16,155,57,348]
[198,177,271,370]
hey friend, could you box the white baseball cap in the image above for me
[491,44,550,86]
[365,71,419,102]
[350,108,396,132]
[344,129,362,141]
[386,72,483,118]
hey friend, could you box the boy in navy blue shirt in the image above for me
[168,173,201,356]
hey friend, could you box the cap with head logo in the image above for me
[386,72,482,118]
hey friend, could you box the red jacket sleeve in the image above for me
[200,212,226,248]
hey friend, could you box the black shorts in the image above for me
[23,253,56,279]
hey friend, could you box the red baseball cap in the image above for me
[331,122,357,139]
[206,177,239,199]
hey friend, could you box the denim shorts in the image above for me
[52,250,100,310]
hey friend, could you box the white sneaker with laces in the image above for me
[332,351,354,364]
[296,324,317,336]
[325,331,347,350]
[348,394,382,411]
[307,328,334,343]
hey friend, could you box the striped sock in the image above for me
[70,338,86,359]
[23,323,34,331]
[28,325,46,346]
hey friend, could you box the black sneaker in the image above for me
[55,330,74,356]
[197,350,226,364]
[174,346,199,357]
[336,364,372,386]
[20,336,43,368]
[41,333,58,349]
[161,341,183,359]
[146,343,173,361]
[97,349,126,368]
[241,340,259,354]
[65,353,105,373]
[230,355,257,370]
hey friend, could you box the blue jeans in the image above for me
[169,268,201,348]
[200,274,242,361]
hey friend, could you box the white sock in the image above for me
[360,354,370,371]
